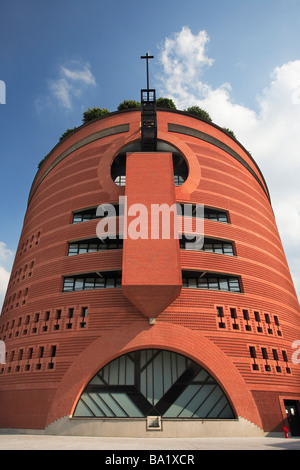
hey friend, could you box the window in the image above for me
[204,208,228,223]
[48,345,56,368]
[74,349,235,419]
[261,348,271,371]
[249,346,256,358]
[56,309,61,320]
[174,175,185,186]
[261,348,268,360]
[231,308,239,329]
[217,306,224,317]
[254,311,263,332]
[282,350,288,362]
[243,309,252,331]
[68,308,74,318]
[249,346,259,369]
[230,308,237,319]
[111,141,188,187]
[217,306,225,329]
[72,208,98,224]
[72,205,119,224]
[182,271,241,293]
[272,349,279,361]
[63,271,122,292]
[113,175,126,186]
[180,237,234,255]
[68,237,123,255]
[177,204,228,223]
[265,313,270,323]
[80,307,88,328]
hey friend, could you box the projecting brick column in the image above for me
[122,152,182,318]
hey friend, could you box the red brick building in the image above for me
[1,96,300,437]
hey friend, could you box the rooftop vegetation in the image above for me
[37,97,237,169]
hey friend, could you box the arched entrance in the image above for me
[73,349,235,419]
[45,322,264,435]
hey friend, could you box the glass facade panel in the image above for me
[75,397,95,417]
[74,349,235,420]
[74,278,84,291]
[219,278,229,291]
[63,278,74,291]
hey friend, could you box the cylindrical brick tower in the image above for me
[0,97,300,437]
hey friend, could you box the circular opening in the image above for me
[111,141,188,187]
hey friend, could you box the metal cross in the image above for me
[141,53,154,90]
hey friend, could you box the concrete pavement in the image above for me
[0,434,299,450]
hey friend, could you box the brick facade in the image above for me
[0,109,299,434]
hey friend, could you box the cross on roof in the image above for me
[141,53,154,90]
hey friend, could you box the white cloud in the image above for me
[0,242,14,311]
[158,27,300,299]
[60,63,96,85]
[48,78,73,109]
[158,27,214,109]
[37,61,96,111]
[0,266,10,295]
[0,241,14,261]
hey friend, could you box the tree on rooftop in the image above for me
[82,107,110,123]
[184,106,212,122]
[117,100,140,110]
[156,97,177,109]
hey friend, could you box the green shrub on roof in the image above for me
[82,107,110,123]
[184,106,212,122]
[117,100,141,110]
[59,127,77,141]
[222,127,236,139]
[156,97,177,109]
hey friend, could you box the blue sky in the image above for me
[1,0,300,307]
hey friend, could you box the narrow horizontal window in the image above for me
[182,271,241,293]
[177,204,228,223]
[72,205,120,224]
[62,271,122,292]
[68,237,123,256]
[180,237,234,255]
